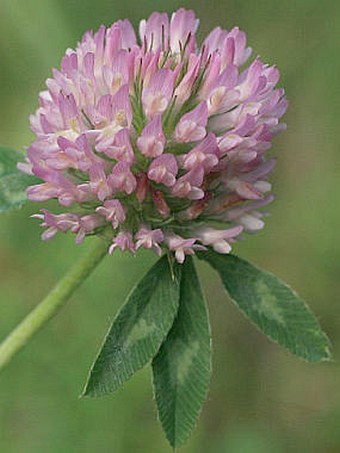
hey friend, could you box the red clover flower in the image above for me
[24,8,288,261]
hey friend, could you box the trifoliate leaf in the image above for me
[198,250,331,362]
[0,147,38,213]
[83,255,181,397]
[152,256,212,448]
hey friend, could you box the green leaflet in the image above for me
[0,147,38,213]
[152,256,212,448]
[198,250,331,362]
[83,255,181,397]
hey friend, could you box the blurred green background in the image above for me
[1,0,339,451]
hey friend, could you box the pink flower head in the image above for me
[25,9,287,261]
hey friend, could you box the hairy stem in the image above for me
[0,238,108,372]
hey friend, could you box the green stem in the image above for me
[0,238,108,372]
